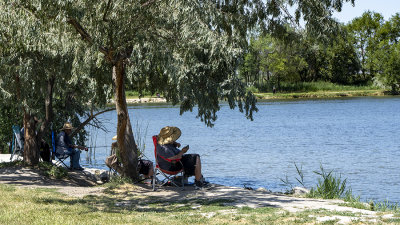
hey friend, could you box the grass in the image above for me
[254,89,386,99]
[2,181,397,224]
[125,90,160,99]
[248,81,388,99]
[276,81,380,92]
[1,161,398,224]
[285,163,400,217]
[122,82,388,102]
[306,164,348,199]
[255,81,383,92]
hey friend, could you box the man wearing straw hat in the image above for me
[55,122,88,170]
[156,126,209,189]
[109,135,154,180]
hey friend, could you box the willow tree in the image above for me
[0,2,111,165]
[8,0,354,178]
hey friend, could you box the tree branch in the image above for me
[141,0,157,7]
[67,18,109,56]
[70,107,116,138]
[103,0,112,22]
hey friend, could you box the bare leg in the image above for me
[194,155,202,181]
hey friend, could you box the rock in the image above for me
[292,187,310,196]
[83,168,110,183]
[256,187,271,193]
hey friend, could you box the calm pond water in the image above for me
[81,96,400,203]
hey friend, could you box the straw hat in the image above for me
[60,122,74,131]
[112,135,117,140]
[158,126,181,145]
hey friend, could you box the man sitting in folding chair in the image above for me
[156,126,209,189]
[107,135,154,182]
[55,122,88,170]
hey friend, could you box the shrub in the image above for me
[38,162,68,179]
[246,86,259,93]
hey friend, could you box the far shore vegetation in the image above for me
[124,81,389,101]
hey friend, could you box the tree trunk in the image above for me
[112,59,139,180]
[23,111,39,166]
[39,76,55,142]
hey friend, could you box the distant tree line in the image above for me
[239,11,400,94]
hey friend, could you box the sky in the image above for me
[332,0,400,24]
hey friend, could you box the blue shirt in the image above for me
[55,131,72,156]
[156,143,180,169]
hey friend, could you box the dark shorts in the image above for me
[181,154,199,176]
[138,159,153,175]
[162,154,199,176]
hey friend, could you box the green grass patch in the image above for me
[125,90,158,99]
[38,161,68,179]
[255,81,384,93]
[0,160,25,168]
[254,89,385,99]
[277,81,380,92]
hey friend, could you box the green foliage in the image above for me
[307,165,348,199]
[328,29,362,84]
[38,162,68,179]
[0,160,25,169]
[372,14,400,94]
[368,199,400,212]
[133,120,148,159]
[255,81,378,93]
[104,175,134,192]
[0,103,21,153]
[245,86,260,93]
[347,11,385,83]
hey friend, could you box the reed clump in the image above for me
[306,164,348,199]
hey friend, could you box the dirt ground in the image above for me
[0,166,382,215]
[1,165,398,224]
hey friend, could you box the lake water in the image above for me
[81,96,400,203]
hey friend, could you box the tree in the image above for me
[347,11,384,83]
[328,27,361,84]
[0,2,111,165]
[373,14,400,94]
[6,0,354,179]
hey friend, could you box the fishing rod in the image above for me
[86,146,110,148]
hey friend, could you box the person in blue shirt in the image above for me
[55,122,88,170]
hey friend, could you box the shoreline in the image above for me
[1,155,399,223]
[109,90,391,105]
[254,89,388,100]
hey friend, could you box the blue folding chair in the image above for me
[51,128,71,169]
[10,125,24,161]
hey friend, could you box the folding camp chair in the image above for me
[51,128,71,169]
[152,135,185,191]
[10,125,24,161]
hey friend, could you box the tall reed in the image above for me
[307,164,348,199]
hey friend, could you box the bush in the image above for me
[246,86,260,93]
